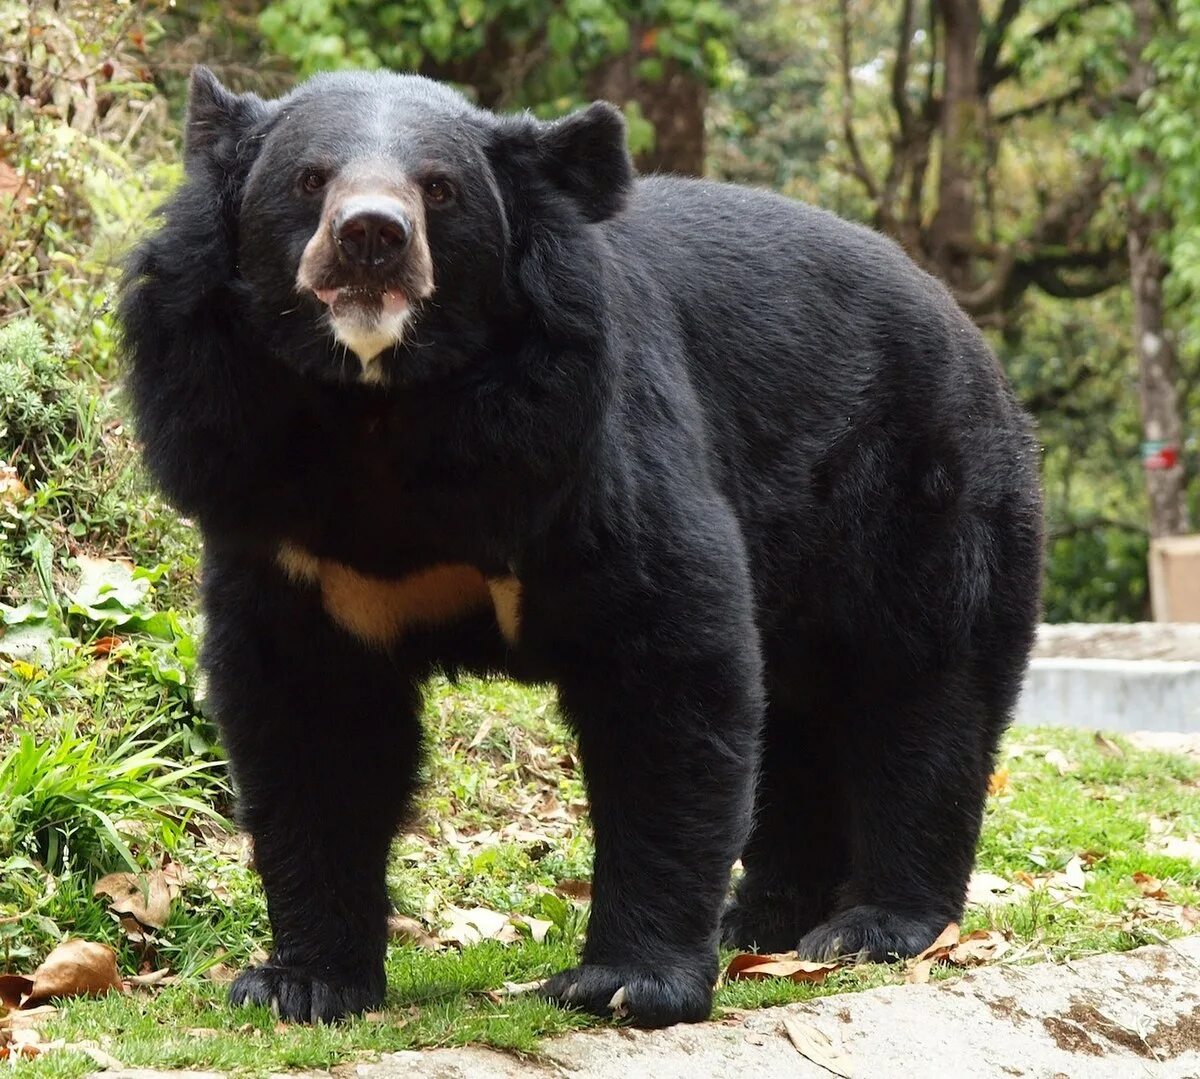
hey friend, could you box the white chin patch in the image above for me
[315,288,411,381]
[330,308,411,382]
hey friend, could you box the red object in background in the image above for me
[1142,442,1180,471]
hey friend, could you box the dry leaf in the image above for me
[1,1005,57,1038]
[950,929,1009,964]
[1062,855,1087,890]
[1133,872,1169,900]
[0,975,32,1010]
[203,962,237,985]
[94,870,175,931]
[1044,748,1073,775]
[514,915,553,943]
[966,871,1017,906]
[439,906,519,947]
[126,968,173,990]
[987,768,1011,796]
[726,952,841,984]
[783,1017,854,1078]
[1094,733,1124,757]
[1158,836,1200,862]
[554,878,592,901]
[387,914,440,950]
[21,940,122,1006]
[905,923,959,984]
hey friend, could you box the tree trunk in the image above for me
[1129,211,1189,538]
[589,52,706,175]
[928,0,982,290]
[1128,0,1189,539]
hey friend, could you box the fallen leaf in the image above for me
[71,1043,125,1068]
[91,635,122,656]
[783,1017,853,1078]
[554,878,592,901]
[3,1006,59,1033]
[1044,748,1073,775]
[906,923,959,984]
[514,915,553,944]
[912,922,960,963]
[1062,855,1087,890]
[19,940,122,1006]
[468,715,494,749]
[1133,872,1169,900]
[987,768,1011,796]
[726,952,841,984]
[1158,836,1200,862]
[126,968,173,990]
[387,914,440,950]
[0,465,27,503]
[966,871,1018,906]
[950,929,1009,964]
[0,975,32,1010]
[1094,733,1124,757]
[94,870,174,931]
[439,906,519,947]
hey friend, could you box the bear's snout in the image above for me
[333,196,412,269]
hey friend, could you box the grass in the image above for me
[5,693,1200,1077]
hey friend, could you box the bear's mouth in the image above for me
[313,286,408,319]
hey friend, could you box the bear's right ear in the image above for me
[185,67,272,176]
[536,103,634,223]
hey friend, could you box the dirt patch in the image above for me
[835,1007,852,1025]
[1043,997,1200,1060]
[1042,1015,1105,1057]
[987,995,1032,1024]
[1147,1003,1200,1058]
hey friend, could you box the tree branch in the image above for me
[986,0,1116,88]
[892,0,918,139]
[995,83,1088,122]
[979,0,1024,86]
[837,0,880,201]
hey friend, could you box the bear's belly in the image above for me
[276,543,520,647]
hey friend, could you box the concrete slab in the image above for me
[1017,656,1200,732]
[99,937,1200,1078]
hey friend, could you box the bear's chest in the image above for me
[276,543,521,649]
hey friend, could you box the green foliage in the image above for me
[257,0,731,138]
[0,320,86,482]
[0,723,224,876]
[0,1,178,374]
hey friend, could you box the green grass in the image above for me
[6,701,1199,1078]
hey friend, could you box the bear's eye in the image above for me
[423,178,455,207]
[299,168,328,196]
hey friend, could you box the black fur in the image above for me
[121,69,1043,1028]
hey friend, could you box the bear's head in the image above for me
[180,67,634,385]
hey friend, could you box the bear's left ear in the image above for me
[535,102,634,223]
[185,66,273,177]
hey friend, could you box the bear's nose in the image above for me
[332,196,412,268]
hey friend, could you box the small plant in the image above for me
[0,721,225,875]
[0,319,86,483]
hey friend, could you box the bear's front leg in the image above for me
[539,546,764,1027]
[201,550,425,1022]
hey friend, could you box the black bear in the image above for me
[120,67,1043,1028]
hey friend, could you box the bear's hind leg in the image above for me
[202,551,425,1022]
[795,669,994,963]
[721,706,849,953]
